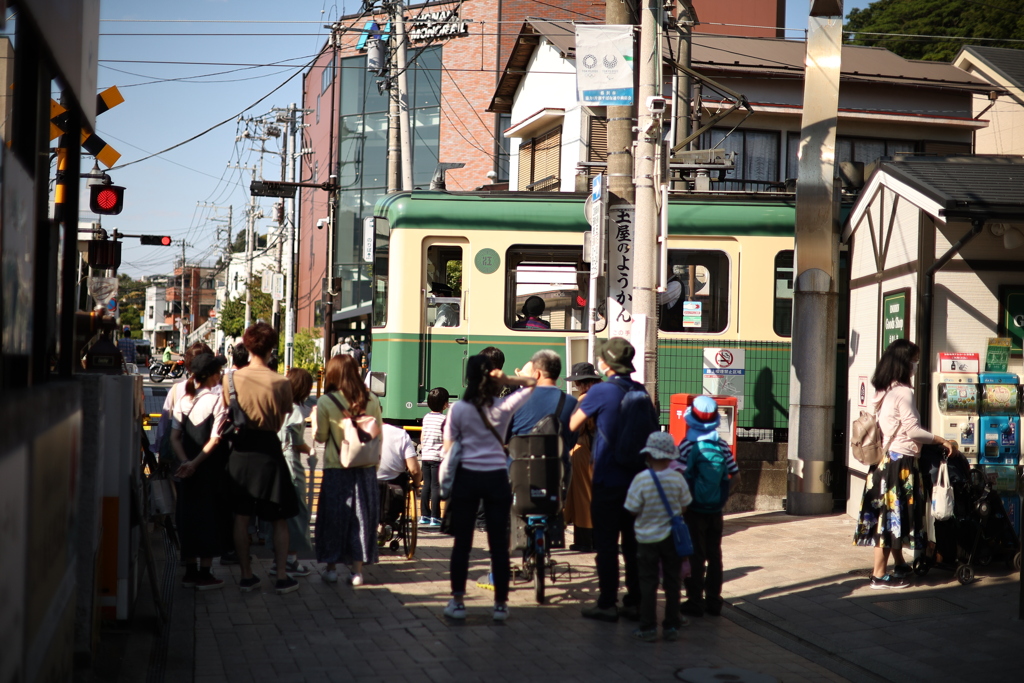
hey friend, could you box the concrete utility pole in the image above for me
[606,1,636,208]
[787,0,844,516]
[283,103,300,368]
[634,0,662,398]
[395,0,414,191]
[244,169,257,331]
[672,2,695,156]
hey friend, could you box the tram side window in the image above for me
[426,245,462,327]
[659,249,729,334]
[505,247,595,332]
[773,250,794,337]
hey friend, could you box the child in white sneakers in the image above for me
[625,431,693,643]
[419,387,449,527]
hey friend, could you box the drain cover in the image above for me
[676,668,778,683]
[872,596,965,618]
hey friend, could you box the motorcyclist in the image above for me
[163,342,179,365]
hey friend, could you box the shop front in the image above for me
[843,156,1024,536]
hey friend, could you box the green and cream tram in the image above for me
[367,191,803,438]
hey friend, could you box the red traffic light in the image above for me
[89,184,125,215]
[139,235,173,246]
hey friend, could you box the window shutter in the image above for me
[530,127,561,191]
[518,139,535,191]
[588,116,608,163]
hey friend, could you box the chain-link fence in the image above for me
[658,339,790,443]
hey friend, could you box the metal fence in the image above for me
[657,338,791,443]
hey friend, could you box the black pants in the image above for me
[683,510,724,609]
[447,468,512,603]
[638,537,684,631]
[591,484,639,609]
[421,461,441,519]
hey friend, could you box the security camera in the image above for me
[646,96,667,115]
[316,218,328,230]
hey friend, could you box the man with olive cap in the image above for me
[569,338,650,622]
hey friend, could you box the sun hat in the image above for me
[684,395,720,441]
[565,361,603,382]
[597,337,635,375]
[640,431,679,460]
[191,353,227,381]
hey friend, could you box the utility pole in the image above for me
[395,0,414,191]
[244,169,257,331]
[672,2,695,160]
[787,0,844,516]
[282,103,301,368]
[634,0,661,398]
[606,1,636,208]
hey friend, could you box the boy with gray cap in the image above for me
[625,432,693,642]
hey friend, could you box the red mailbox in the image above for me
[668,393,738,458]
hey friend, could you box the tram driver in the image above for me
[430,283,459,327]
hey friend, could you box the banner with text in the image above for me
[607,205,636,339]
[576,25,634,106]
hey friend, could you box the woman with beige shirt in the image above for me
[314,354,383,586]
[854,339,957,589]
[222,322,301,595]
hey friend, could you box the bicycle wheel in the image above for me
[403,486,418,559]
[534,527,546,604]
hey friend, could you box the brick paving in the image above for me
[130,507,1024,683]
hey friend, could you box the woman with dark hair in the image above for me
[314,354,383,586]
[442,354,536,621]
[222,322,301,595]
[170,353,229,590]
[854,338,957,589]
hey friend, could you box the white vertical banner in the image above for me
[607,205,636,339]
[576,25,635,106]
[629,313,647,385]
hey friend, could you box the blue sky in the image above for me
[96,0,872,279]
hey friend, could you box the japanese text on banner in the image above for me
[607,205,635,339]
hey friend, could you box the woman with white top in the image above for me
[854,339,957,589]
[442,354,536,622]
[171,353,229,590]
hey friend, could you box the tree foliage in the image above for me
[845,0,1024,62]
[217,276,273,338]
[292,327,323,375]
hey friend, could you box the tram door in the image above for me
[420,241,467,403]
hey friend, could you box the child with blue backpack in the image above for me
[677,395,740,617]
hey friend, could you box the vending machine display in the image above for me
[941,416,979,458]
[980,415,1020,464]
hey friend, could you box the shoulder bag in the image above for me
[325,392,382,468]
[648,467,694,557]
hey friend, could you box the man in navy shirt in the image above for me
[569,338,646,622]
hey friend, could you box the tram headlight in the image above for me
[369,371,386,397]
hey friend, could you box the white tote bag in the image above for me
[931,461,955,522]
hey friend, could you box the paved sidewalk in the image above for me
[117,511,1024,683]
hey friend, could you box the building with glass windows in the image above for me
[296,0,603,344]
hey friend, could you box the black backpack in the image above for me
[596,377,660,475]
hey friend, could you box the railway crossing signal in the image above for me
[89,184,125,215]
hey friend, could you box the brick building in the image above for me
[296,0,603,341]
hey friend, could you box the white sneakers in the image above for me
[444,598,467,619]
[322,569,338,583]
[493,603,509,621]
[348,573,364,586]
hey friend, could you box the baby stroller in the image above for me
[914,456,1022,584]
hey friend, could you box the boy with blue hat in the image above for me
[677,395,739,617]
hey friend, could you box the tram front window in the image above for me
[426,245,462,327]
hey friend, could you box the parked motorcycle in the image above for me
[149,359,185,382]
